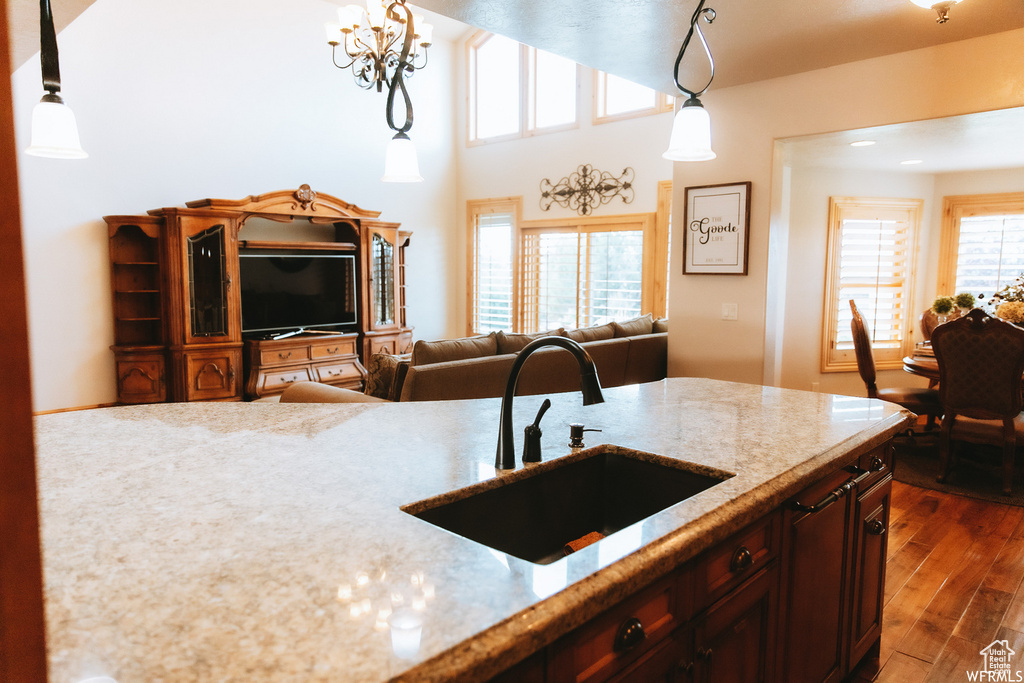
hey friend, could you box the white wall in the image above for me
[667,28,1024,386]
[12,0,459,411]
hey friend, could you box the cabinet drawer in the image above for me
[311,339,357,359]
[856,443,892,492]
[695,511,780,611]
[260,346,310,366]
[549,572,684,683]
[314,361,363,385]
[262,367,314,392]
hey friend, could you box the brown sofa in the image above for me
[280,315,667,404]
[369,315,668,402]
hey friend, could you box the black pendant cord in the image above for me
[39,0,62,100]
[672,0,716,99]
[384,0,414,134]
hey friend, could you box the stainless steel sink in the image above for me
[402,447,734,565]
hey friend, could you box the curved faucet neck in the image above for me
[495,336,605,470]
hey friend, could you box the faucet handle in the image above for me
[523,399,551,464]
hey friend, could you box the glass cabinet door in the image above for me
[372,231,395,327]
[187,225,229,337]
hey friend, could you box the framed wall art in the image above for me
[683,181,751,275]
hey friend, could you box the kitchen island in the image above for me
[35,378,909,682]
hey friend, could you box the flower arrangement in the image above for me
[996,302,1024,324]
[989,275,1024,307]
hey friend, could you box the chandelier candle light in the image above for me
[26,0,86,159]
[325,1,432,182]
[663,0,717,162]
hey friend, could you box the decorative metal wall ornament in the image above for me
[540,165,635,216]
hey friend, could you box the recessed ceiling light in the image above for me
[901,159,924,165]
[850,140,876,147]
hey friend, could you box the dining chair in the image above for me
[930,308,1024,494]
[849,300,943,431]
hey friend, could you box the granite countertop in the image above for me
[35,378,909,682]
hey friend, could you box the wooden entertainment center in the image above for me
[105,186,412,403]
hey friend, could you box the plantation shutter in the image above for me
[823,198,920,372]
[471,212,515,334]
[520,225,644,332]
[953,214,1024,296]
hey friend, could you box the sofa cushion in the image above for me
[400,354,516,401]
[515,337,629,395]
[566,323,616,343]
[411,332,498,366]
[364,352,410,400]
[653,317,668,333]
[495,328,566,354]
[612,313,654,338]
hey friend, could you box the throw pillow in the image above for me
[495,328,566,354]
[653,317,668,333]
[612,313,654,338]
[411,332,498,366]
[565,322,616,343]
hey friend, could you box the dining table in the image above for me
[903,354,939,384]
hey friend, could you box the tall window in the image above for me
[467,198,520,334]
[594,71,674,124]
[468,32,578,144]
[467,200,664,335]
[821,197,922,372]
[937,193,1024,298]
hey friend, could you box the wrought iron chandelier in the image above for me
[325,1,431,182]
[663,0,716,162]
[325,1,433,93]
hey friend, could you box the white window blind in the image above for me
[953,214,1024,295]
[521,227,643,332]
[822,198,920,372]
[472,212,514,333]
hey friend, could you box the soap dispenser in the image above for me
[568,423,602,454]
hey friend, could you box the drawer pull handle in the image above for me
[866,519,886,536]
[697,647,713,661]
[789,458,885,514]
[730,546,753,573]
[613,617,646,653]
[679,661,694,676]
[278,351,292,360]
[327,347,339,354]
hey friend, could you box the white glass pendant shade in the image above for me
[338,5,360,30]
[381,133,423,182]
[416,21,433,46]
[26,97,87,159]
[662,98,715,162]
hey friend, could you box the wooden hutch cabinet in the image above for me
[105,185,412,403]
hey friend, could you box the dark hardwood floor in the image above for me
[851,480,1024,681]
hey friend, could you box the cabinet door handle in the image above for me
[678,661,694,676]
[730,545,753,573]
[789,458,885,513]
[613,617,646,652]
[697,647,713,661]
[866,519,886,536]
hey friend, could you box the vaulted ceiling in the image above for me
[9,0,1024,92]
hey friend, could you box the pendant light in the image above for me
[26,0,87,159]
[663,0,716,162]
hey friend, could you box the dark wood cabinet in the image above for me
[778,443,892,683]
[493,443,892,683]
[105,186,412,403]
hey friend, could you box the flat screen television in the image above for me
[239,249,357,337]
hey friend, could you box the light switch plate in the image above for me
[722,303,738,321]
